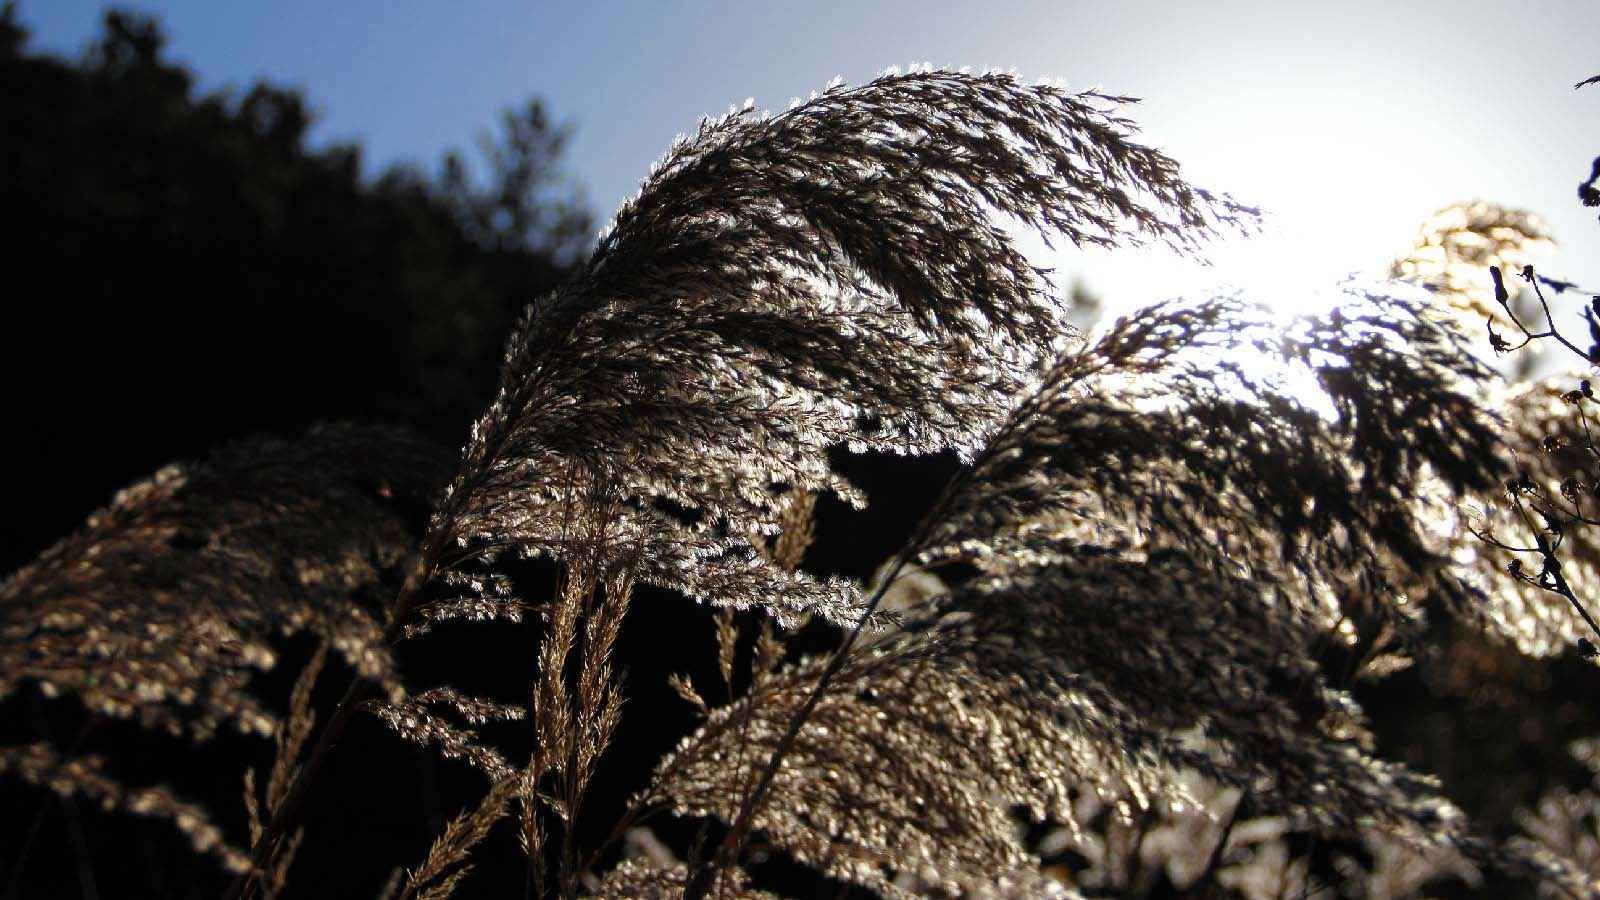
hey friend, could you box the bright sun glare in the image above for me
[1065,95,1445,331]
[1074,209,1402,328]
[1054,182,1432,410]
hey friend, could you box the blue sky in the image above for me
[17,0,1600,316]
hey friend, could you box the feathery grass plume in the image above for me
[675,284,1510,893]
[1485,737,1600,900]
[649,625,1105,898]
[649,553,1479,895]
[922,286,1504,647]
[1039,774,1270,896]
[228,68,1256,896]
[1040,771,1482,898]
[241,644,327,900]
[648,285,1526,892]
[1451,376,1600,656]
[12,68,1257,894]
[367,71,1253,894]
[1333,836,1482,900]
[363,687,525,779]
[520,498,637,897]
[670,542,1600,894]
[1390,201,1556,329]
[761,486,815,574]
[1489,842,1600,900]
[835,288,1523,861]
[396,773,519,900]
[425,68,1256,630]
[0,423,446,743]
[402,569,542,640]
[0,741,250,874]
[940,549,1465,838]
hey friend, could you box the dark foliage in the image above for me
[0,8,588,572]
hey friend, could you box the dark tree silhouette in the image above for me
[0,8,589,572]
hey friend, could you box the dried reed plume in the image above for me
[0,424,445,882]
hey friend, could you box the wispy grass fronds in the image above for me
[1043,770,1484,898]
[403,571,543,640]
[650,629,1098,897]
[241,643,326,899]
[666,265,1536,890]
[924,288,1504,642]
[0,741,250,874]
[363,690,520,779]
[0,424,445,742]
[675,285,1509,893]
[428,69,1255,629]
[398,773,519,900]
[1390,201,1556,326]
[651,549,1477,896]
[945,549,1464,840]
[362,71,1252,895]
